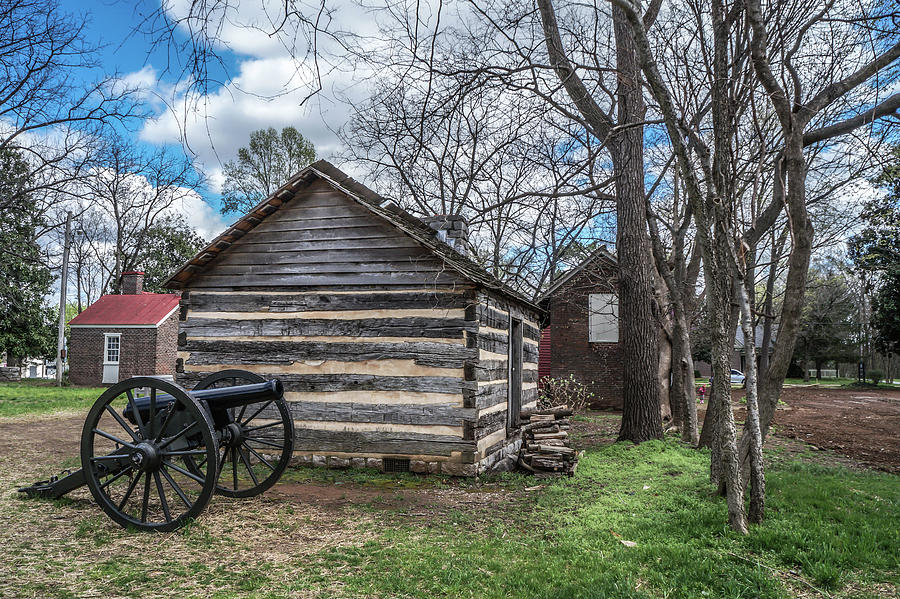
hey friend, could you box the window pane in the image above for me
[588,293,619,342]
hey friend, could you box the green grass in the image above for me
[0,379,104,417]
[2,389,897,597]
[298,441,899,598]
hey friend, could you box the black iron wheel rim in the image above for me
[190,369,294,498]
[80,377,218,532]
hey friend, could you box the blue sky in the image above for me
[66,0,355,237]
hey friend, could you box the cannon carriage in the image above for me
[19,370,294,531]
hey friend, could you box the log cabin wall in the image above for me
[472,290,541,473]
[175,179,488,473]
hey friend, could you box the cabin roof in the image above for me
[68,293,181,327]
[538,245,618,301]
[164,160,543,314]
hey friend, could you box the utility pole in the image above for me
[56,212,72,387]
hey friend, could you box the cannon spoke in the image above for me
[90,454,128,462]
[100,465,134,489]
[92,428,137,449]
[105,404,140,443]
[126,389,148,439]
[158,421,198,450]
[162,459,208,485]
[161,449,206,457]
[140,472,151,523]
[238,447,260,487]
[154,471,172,523]
[154,404,176,443]
[232,448,239,490]
[117,472,142,511]
[149,388,157,441]
[244,437,284,450]
[160,466,192,510]
[243,421,283,433]
[243,443,276,472]
[241,400,273,426]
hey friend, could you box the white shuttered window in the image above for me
[588,293,618,342]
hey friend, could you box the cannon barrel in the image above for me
[190,379,284,410]
[124,379,284,424]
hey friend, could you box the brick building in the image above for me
[538,247,624,409]
[68,272,180,385]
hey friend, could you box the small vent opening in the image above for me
[383,458,410,473]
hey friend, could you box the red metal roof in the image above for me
[68,293,180,327]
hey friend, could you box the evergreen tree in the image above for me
[0,148,56,363]
[135,215,207,293]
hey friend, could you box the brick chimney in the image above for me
[422,214,469,256]
[121,271,145,295]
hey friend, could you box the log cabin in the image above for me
[164,160,544,475]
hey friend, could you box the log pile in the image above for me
[517,405,580,476]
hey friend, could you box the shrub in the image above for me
[538,374,594,410]
[868,369,884,385]
[694,369,701,379]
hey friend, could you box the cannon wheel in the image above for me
[191,370,294,498]
[81,377,219,532]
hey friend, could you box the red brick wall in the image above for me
[154,313,178,375]
[545,258,624,409]
[68,321,176,386]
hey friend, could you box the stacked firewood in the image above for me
[517,405,580,476]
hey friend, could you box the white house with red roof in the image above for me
[67,272,181,385]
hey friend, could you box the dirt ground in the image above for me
[770,385,900,473]
[693,385,900,473]
[0,413,530,521]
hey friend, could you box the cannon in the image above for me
[18,370,294,532]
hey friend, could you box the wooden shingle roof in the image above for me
[164,160,544,314]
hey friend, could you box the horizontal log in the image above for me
[530,457,566,470]
[188,271,465,289]
[474,333,540,361]
[224,237,424,253]
[531,431,569,440]
[521,421,559,433]
[181,339,476,369]
[212,246,437,267]
[474,409,507,440]
[178,371,471,395]
[277,373,475,394]
[252,214,387,232]
[186,291,472,313]
[229,224,400,243]
[291,428,474,456]
[181,316,475,339]
[477,305,541,341]
[285,401,475,426]
[527,445,575,455]
[264,201,372,220]
[201,260,449,277]
[521,406,573,419]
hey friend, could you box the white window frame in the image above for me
[103,333,121,365]
[588,293,619,343]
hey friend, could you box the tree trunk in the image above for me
[612,3,662,443]
[737,276,765,523]
[658,326,673,423]
[739,133,814,482]
[672,310,699,445]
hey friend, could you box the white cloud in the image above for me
[130,2,375,197]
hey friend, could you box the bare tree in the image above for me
[84,139,204,293]
[0,0,140,213]
[741,0,900,476]
[342,70,615,298]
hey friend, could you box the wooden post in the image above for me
[56,212,71,387]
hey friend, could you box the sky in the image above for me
[69,0,362,240]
